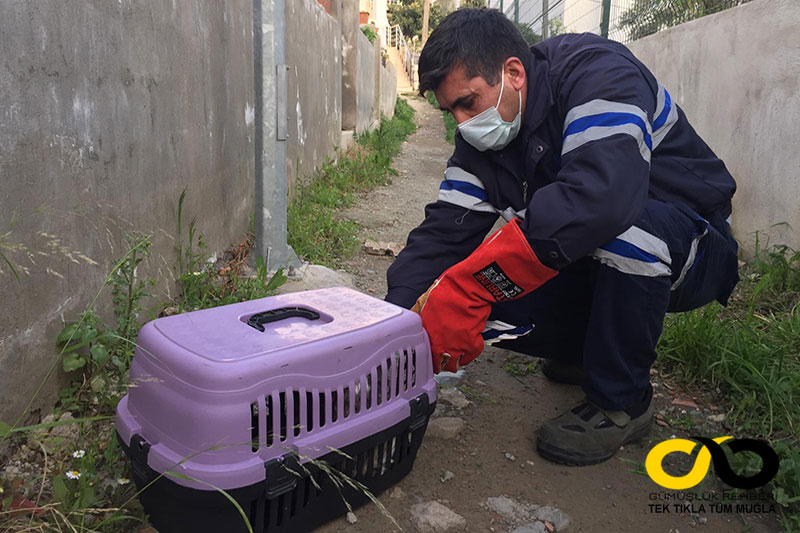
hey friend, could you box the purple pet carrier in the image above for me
[116,287,436,532]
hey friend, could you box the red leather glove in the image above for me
[417,218,558,373]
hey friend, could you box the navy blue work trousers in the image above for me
[489,199,740,411]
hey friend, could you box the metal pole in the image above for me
[253,0,299,270]
[422,0,430,46]
[514,0,519,24]
[600,0,611,38]
[542,0,548,39]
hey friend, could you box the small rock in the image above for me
[364,239,404,257]
[441,470,455,483]
[485,496,536,522]
[428,417,465,439]
[526,460,535,467]
[698,517,708,525]
[51,413,77,440]
[276,264,356,293]
[486,496,522,520]
[346,511,358,524]
[708,413,726,423]
[410,501,466,532]
[504,452,516,462]
[162,306,180,316]
[438,387,470,409]
[512,523,547,533]
[388,487,405,499]
[366,269,377,275]
[672,398,699,409]
[434,369,466,386]
[532,506,570,531]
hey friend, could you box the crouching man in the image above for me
[385,9,739,465]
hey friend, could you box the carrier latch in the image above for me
[128,434,154,483]
[409,393,431,431]
[264,453,301,498]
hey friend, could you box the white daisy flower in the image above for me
[72,449,86,458]
[66,470,81,480]
[117,477,131,485]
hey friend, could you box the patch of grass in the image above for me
[288,98,416,266]
[0,191,288,532]
[425,91,457,144]
[656,243,800,529]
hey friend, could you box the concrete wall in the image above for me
[628,0,800,255]
[380,61,398,119]
[356,31,378,134]
[341,0,359,130]
[286,0,342,195]
[0,2,254,421]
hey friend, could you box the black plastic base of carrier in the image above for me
[118,394,435,533]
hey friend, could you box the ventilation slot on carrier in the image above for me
[250,402,259,452]
[266,395,274,447]
[292,390,301,437]
[279,392,288,442]
[305,391,314,432]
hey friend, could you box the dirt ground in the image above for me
[317,97,782,533]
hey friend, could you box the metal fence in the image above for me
[494,0,752,44]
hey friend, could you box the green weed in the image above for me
[657,243,800,528]
[1,190,288,532]
[425,91,457,144]
[288,97,416,266]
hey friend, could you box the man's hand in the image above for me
[412,219,558,373]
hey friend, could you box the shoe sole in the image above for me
[536,419,652,466]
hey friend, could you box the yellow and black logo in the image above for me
[646,436,780,490]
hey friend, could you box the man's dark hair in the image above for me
[418,9,531,96]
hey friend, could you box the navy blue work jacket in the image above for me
[386,33,736,309]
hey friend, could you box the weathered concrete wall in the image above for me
[628,0,800,256]
[286,0,342,195]
[341,0,359,131]
[380,62,398,119]
[0,1,254,421]
[356,32,377,134]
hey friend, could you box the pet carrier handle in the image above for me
[247,306,321,332]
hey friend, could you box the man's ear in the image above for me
[504,57,526,91]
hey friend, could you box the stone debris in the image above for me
[512,523,548,533]
[364,239,404,257]
[532,506,570,531]
[671,398,699,409]
[441,470,455,483]
[486,496,533,522]
[346,511,358,524]
[485,496,570,531]
[410,501,467,532]
[388,487,406,499]
[427,417,465,439]
[276,264,356,293]
[504,452,516,462]
[434,369,466,386]
[708,413,726,423]
[438,387,470,409]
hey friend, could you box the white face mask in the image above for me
[457,70,522,152]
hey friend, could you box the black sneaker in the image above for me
[540,359,585,385]
[536,395,654,466]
